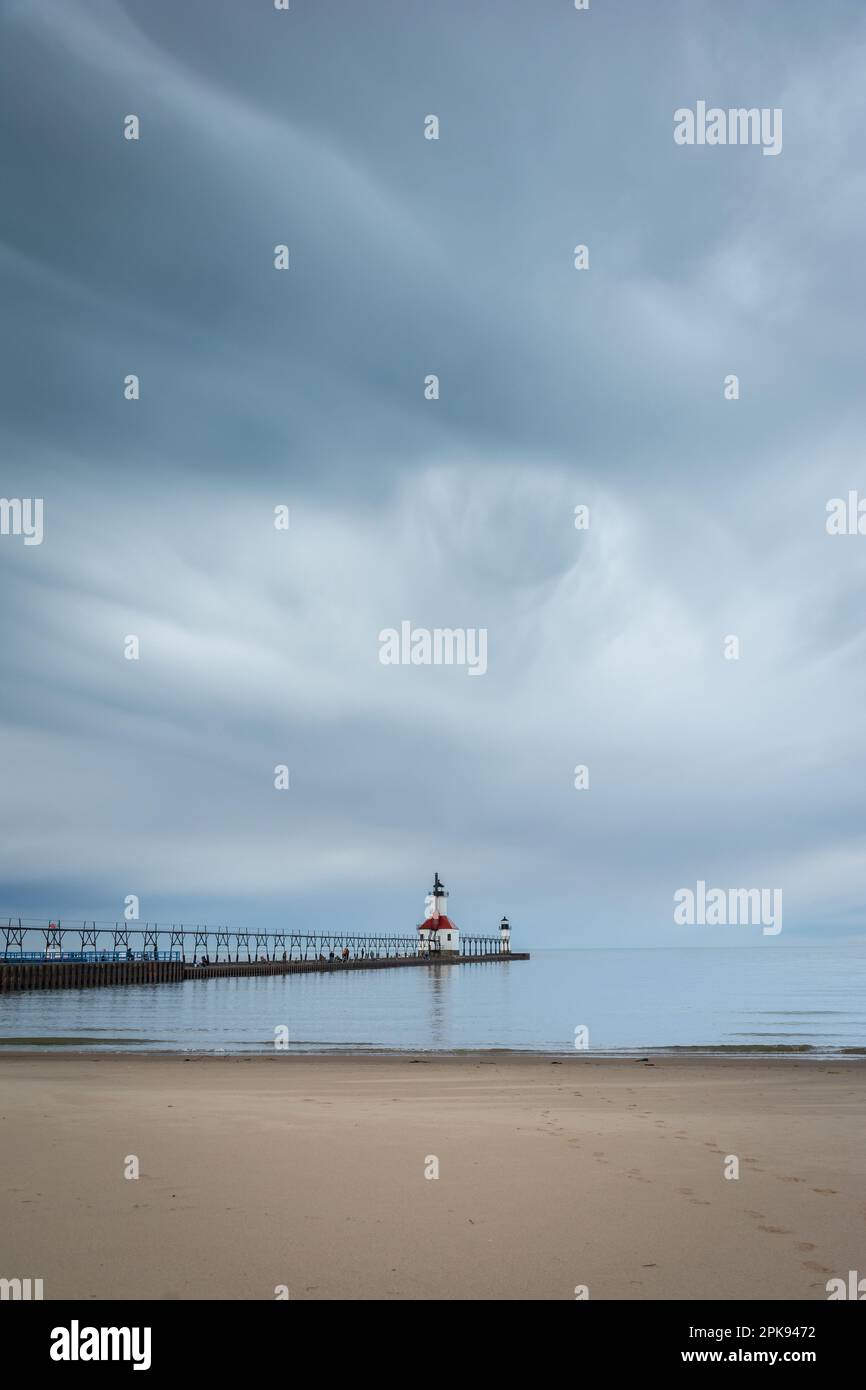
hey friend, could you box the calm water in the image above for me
[2,947,865,1056]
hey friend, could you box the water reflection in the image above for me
[423,963,451,1046]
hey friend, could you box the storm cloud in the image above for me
[1,0,866,945]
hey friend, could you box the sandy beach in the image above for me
[1,1053,863,1301]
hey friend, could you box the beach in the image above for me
[1,1053,863,1301]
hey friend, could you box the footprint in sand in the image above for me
[813,1188,837,1196]
[796,1242,816,1252]
[757,1224,791,1235]
[802,1259,833,1273]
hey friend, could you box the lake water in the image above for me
[2,946,865,1056]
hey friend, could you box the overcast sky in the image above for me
[1,0,865,947]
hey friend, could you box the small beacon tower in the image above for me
[418,872,460,956]
[499,916,511,953]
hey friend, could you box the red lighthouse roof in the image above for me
[419,914,456,933]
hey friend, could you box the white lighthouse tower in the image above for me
[499,916,511,953]
[417,872,460,956]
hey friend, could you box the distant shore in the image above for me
[2,1053,863,1300]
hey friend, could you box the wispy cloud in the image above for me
[2,0,866,942]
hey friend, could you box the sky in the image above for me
[1,0,866,948]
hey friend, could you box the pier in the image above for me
[0,918,528,993]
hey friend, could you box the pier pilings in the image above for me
[0,952,528,992]
[0,959,184,992]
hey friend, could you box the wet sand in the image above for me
[0,1053,863,1300]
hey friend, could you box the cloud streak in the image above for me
[2,0,866,944]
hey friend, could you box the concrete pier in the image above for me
[185,952,529,981]
[0,951,528,992]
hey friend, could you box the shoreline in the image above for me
[1,1045,865,1062]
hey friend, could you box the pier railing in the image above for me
[1,919,510,963]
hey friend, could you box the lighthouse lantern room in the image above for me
[417,872,460,956]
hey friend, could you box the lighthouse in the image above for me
[499,916,511,953]
[417,872,460,956]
